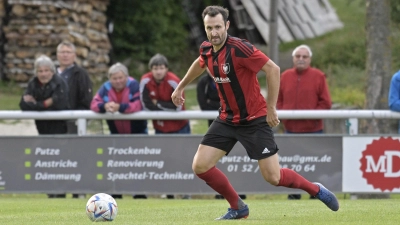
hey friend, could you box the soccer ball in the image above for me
[86,193,118,222]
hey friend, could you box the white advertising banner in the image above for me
[343,136,400,193]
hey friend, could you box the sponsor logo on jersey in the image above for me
[221,63,230,74]
[213,77,231,83]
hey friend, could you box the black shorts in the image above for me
[201,116,279,160]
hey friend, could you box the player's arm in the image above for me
[172,57,206,106]
[261,59,281,127]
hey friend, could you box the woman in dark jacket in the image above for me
[19,55,69,134]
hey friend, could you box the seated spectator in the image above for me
[91,62,147,199]
[19,55,69,199]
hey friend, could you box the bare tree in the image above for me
[364,0,395,134]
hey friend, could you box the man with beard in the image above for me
[171,6,338,220]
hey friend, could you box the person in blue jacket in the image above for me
[389,70,400,133]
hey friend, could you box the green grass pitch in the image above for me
[0,194,399,224]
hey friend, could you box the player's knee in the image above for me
[192,161,206,174]
[193,160,216,174]
[264,174,280,186]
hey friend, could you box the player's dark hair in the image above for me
[202,5,229,24]
[148,53,169,70]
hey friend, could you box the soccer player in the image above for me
[171,5,339,220]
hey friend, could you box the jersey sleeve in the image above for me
[244,48,269,74]
[233,38,269,74]
[199,41,212,68]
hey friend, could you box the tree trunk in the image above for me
[358,0,392,199]
[0,0,4,80]
[364,0,395,134]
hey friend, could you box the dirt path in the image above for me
[0,120,38,136]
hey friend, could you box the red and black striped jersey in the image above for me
[199,35,269,124]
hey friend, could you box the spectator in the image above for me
[91,62,148,199]
[90,62,147,135]
[140,53,191,135]
[19,55,69,198]
[56,41,93,199]
[140,53,190,199]
[196,72,220,126]
[278,44,332,200]
[389,70,400,133]
[20,55,69,134]
[56,41,93,134]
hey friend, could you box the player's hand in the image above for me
[171,89,185,106]
[267,107,280,127]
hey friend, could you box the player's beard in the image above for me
[210,32,227,48]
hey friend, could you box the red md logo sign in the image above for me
[359,137,400,191]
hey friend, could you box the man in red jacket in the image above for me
[278,44,332,199]
[139,53,191,135]
[140,53,191,199]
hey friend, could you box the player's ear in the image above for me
[226,20,230,30]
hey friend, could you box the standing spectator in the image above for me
[20,55,69,134]
[140,53,191,135]
[389,70,400,133]
[90,62,147,135]
[56,41,93,134]
[140,53,190,199]
[56,41,93,199]
[91,62,148,199]
[278,44,332,200]
[196,72,220,126]
[19,55,69,198]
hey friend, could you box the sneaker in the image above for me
[215,205,249,220]
[314,182,339,211]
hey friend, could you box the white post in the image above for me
[77,118,87,136]
[347,117,359,200]
[347,118,358,135]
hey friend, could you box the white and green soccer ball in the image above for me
[86,193,118,222]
